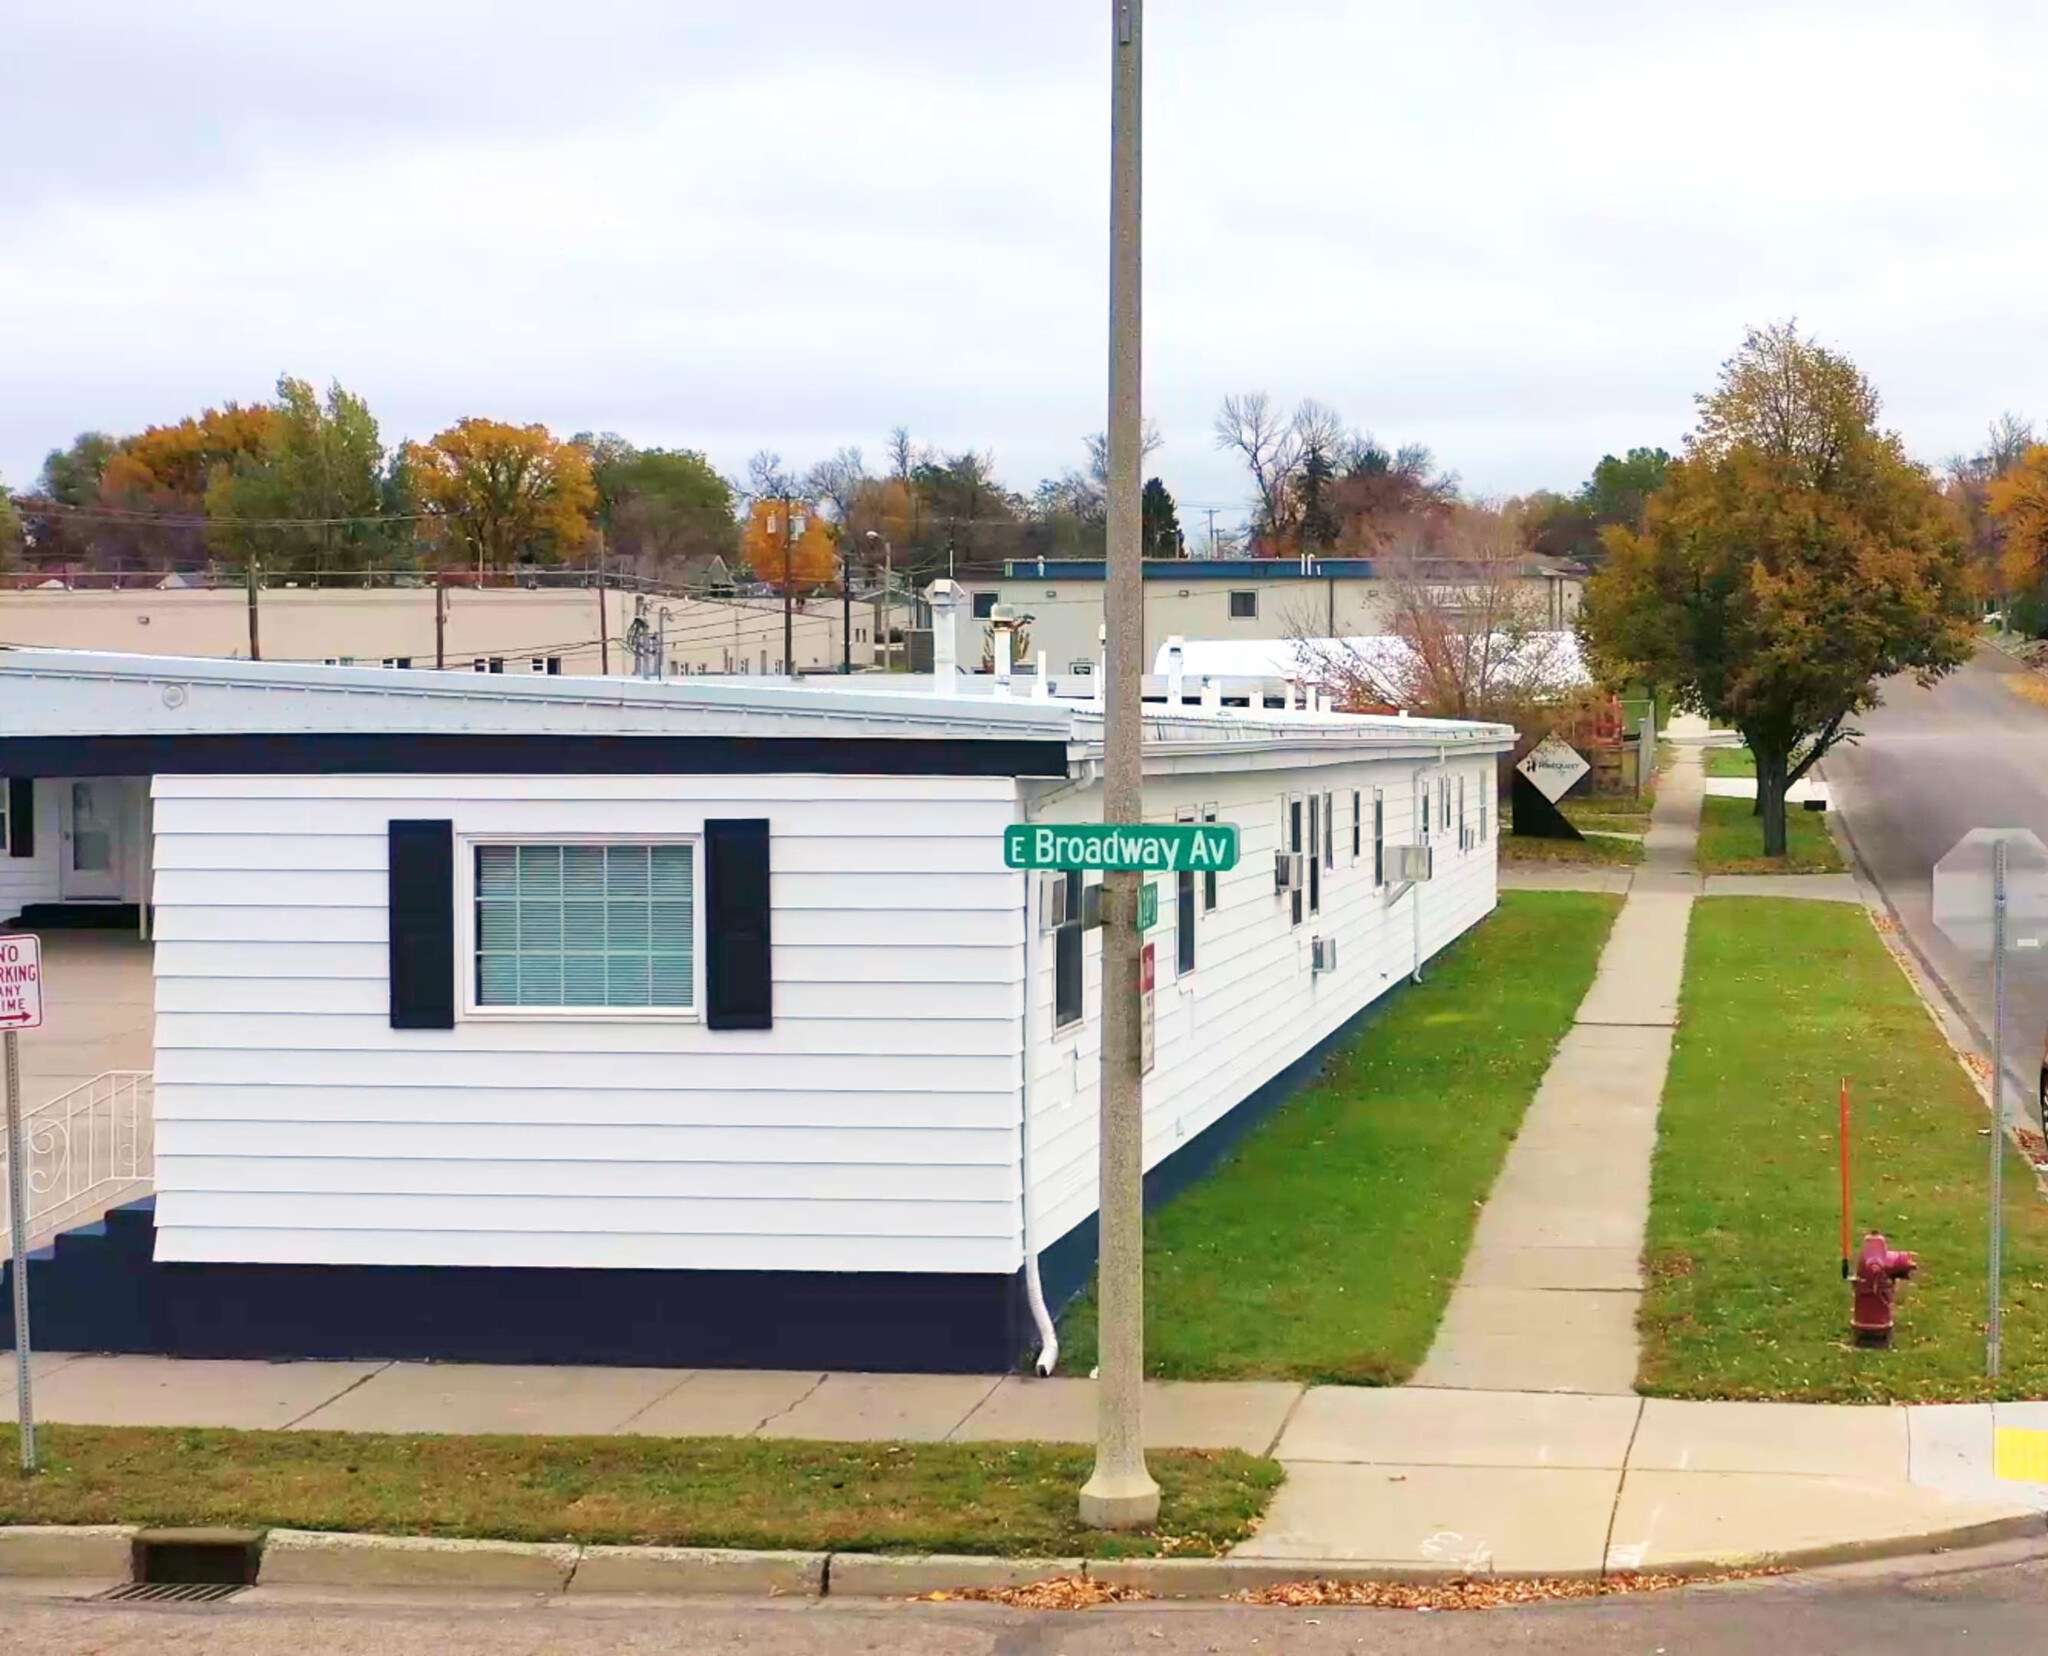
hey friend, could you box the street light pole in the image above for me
[1079,0,1159,1532]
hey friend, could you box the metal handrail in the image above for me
[0,1070,154,1241]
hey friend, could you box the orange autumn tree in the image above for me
[404,419,596,570]
[739,497,839,591]
[1986,444,2048,604]
[96,402,282,568]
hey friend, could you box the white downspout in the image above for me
[1017,798,1058,1376]
[1411,763,1427,983]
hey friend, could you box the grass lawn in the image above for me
[1695,795,1846,874]
[1703,746,1756,779]
[0,1427,1279,1560]
[1561,796,1652,836]
[1502,829,1644,867]
[1642,898,2048,1402]
[1061,890,1623,1383]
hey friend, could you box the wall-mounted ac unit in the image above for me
[1274,850,1305,892]
[1391,844,1433,883]
[1312,935,1338,974]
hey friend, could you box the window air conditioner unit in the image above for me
[1312,935,1338,974]
[1038,872,1069,934]
[1274,850,1305,892]
[1392,844,1433,883]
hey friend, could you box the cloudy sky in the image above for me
[5,0,2045,527]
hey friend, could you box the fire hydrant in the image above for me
[1852,1231,1917,1347]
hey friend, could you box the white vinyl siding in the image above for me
[148,773,1028,1274]
[1025,757,1498,1252]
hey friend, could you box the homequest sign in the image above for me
[1005,822,1240,872]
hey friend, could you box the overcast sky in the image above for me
[5,0,2046,527]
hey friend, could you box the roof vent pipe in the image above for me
[1165,637,1185,708]
[925,579,964,696]
[1201,676,1221,711]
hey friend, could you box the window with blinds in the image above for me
[474,843,696,1011]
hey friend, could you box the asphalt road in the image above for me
[17,1543,2048,1654]
[1825,646,2048,1125]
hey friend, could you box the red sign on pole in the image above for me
[1138,941,1155,1076]
[0,935,41,1031]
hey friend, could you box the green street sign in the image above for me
[1004,822,1240,873]
[1137,881,1158,932]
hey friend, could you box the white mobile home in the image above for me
[0,649,1511,1371]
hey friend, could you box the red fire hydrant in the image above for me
[1852,1231,1917,1347]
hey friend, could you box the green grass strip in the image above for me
[1695,795,1846,874]
[1062,890,1622,1383]
[1703,746,1756,779]
[0,1426,1279,1559]
[1643,897,2048,1402]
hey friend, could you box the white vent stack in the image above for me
[926,578,963,695]
[1201,676,1221,711]
[1165,636,1185,707]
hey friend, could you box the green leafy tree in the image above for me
[1141,476,1182,557]
[575,433,738,579]
[206,376,394,572]
[1525,448,1671,564]
[39,432,116,506]
[1581,323,1974,856]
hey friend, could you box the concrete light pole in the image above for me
[1079,0,1159,1532]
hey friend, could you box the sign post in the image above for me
[0,933,45,1473]
[1932,829,2048,1380]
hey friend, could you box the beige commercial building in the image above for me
[0,585,895,677]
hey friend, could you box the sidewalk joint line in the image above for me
[938,1376,1006,1442]
[611,1369,703,1434]
[1599,1396,1647,1583]
[1262,1384,1311,1458]
[749,1371,829,1436]
[278,1360,394,1430]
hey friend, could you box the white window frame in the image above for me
[458,834,705,1022]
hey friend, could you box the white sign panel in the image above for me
[1933,830,2048,958]
[1516,734,1591,803]
[0,935,42,1031]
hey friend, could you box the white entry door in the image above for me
[59,779,126,901]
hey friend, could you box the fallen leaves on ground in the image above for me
[1228,1570,1784,1611]
[925,1576,1154,1610]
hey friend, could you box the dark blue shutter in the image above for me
[706,818,772,1030]
[8,779,31,858]
[389,819,455,1029]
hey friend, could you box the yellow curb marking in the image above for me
[1995,1428,2048,1483]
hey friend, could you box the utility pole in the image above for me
[1080,0,1158,1532]
[596,529,609,676]
[841,540,853,674]
[1205,507,1217,559]
[246,558,261,661]
[783,496,797,679]
[435,577,448,670]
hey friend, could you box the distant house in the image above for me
[0,645,1512,1372]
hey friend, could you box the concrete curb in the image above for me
[2,1515,2042,1597]
[570,1545,825,1597]
[257,1529,579,1591]
[0,1526,137,1578]
[827,1554,1085,1596]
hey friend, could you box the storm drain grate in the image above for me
[97,1582,246,1605]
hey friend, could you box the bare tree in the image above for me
[1293,504,1577,724]
[887,426,929,484]
[743,450,799,505]
[805,447,868,528]
[1214,392,1303,544]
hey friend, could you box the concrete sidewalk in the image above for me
[1410,745,1703,1394]
[5,1352,2047,1574]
